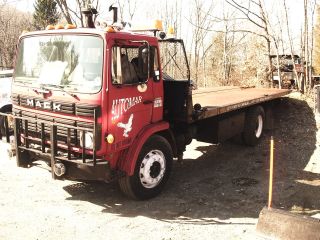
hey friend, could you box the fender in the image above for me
[0,103,12,113]
[0,102,12,111]
[118,121,169,175]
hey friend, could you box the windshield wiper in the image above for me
[40,83,78,99]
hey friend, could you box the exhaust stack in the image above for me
[81,6,98,28]
[109,5,118,24]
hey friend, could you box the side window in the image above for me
[112,46,149,85]
[151,47,160,82]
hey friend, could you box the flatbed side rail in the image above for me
[192,88,291,121]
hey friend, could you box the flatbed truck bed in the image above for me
[192,86,291,120]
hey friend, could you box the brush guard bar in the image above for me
[2,109,103,176]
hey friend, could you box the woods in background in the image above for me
[1,0,320,93]
[0,2,31,69]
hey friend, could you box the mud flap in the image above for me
[256,206,320,240]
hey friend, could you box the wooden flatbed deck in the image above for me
[192,86,290,119]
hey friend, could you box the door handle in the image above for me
[143,100,153,105]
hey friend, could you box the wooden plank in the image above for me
[192,87,290,119]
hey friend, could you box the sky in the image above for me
[5,0,33,11]
[7,0,305,21]
[6,0,310,52]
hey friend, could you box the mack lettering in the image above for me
[26,99,61,111]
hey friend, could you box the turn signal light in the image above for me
[106,134,115,144]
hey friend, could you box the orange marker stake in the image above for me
[268,136,274,209]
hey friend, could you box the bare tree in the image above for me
[0,4,32,68]
[117,0,137,22]
[188,0,214,86]
[313,4,320,75]
[282,0,303,91]
[55,0,100,27]
[225,0,278,86]
[55,0,73,24]
[308,0,317,91]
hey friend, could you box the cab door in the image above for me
[107,39,155,152]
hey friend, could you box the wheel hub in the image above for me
[139,150,166,189]
[255,115,263,138]
[150,161,161,178]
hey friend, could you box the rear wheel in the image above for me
[119,135,173,200]
[242,106,265,146]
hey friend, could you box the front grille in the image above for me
[11,94,100,117]
[13,108,99,148]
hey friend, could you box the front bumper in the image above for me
[12,113,120,182]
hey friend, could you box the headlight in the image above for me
[7,114,14,129]
[79,131,94,149]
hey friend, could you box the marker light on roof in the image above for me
[167,26,174,35]
[167,26,176,39]
[153,20,163,31]
[46,25,55,30]
[65,24,77,29]
[105,26,116,33]
[55,24,64,30]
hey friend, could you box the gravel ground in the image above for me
[0,93,319,240]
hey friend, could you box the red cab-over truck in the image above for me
[8,8,290,199]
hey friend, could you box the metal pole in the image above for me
[268,136,274,209]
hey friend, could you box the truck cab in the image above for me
[12,23,182,198]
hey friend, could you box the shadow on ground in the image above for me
[63,97,320,224]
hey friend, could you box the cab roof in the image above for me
[20,27,158,43]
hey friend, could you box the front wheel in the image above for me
[0,112,13,137]
[119,135,173,200]
[16,149,31,168]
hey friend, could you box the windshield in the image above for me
[15,35,103,93]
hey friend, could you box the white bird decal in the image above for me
[117,114,134,137]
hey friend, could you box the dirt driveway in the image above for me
[0,93,319,240]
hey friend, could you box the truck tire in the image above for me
[16,149,31,168]
[242,106,265,146]
[0,112,10,136]
[119,135,173,200]
[0,115,6,136]
[0,106,13,137]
